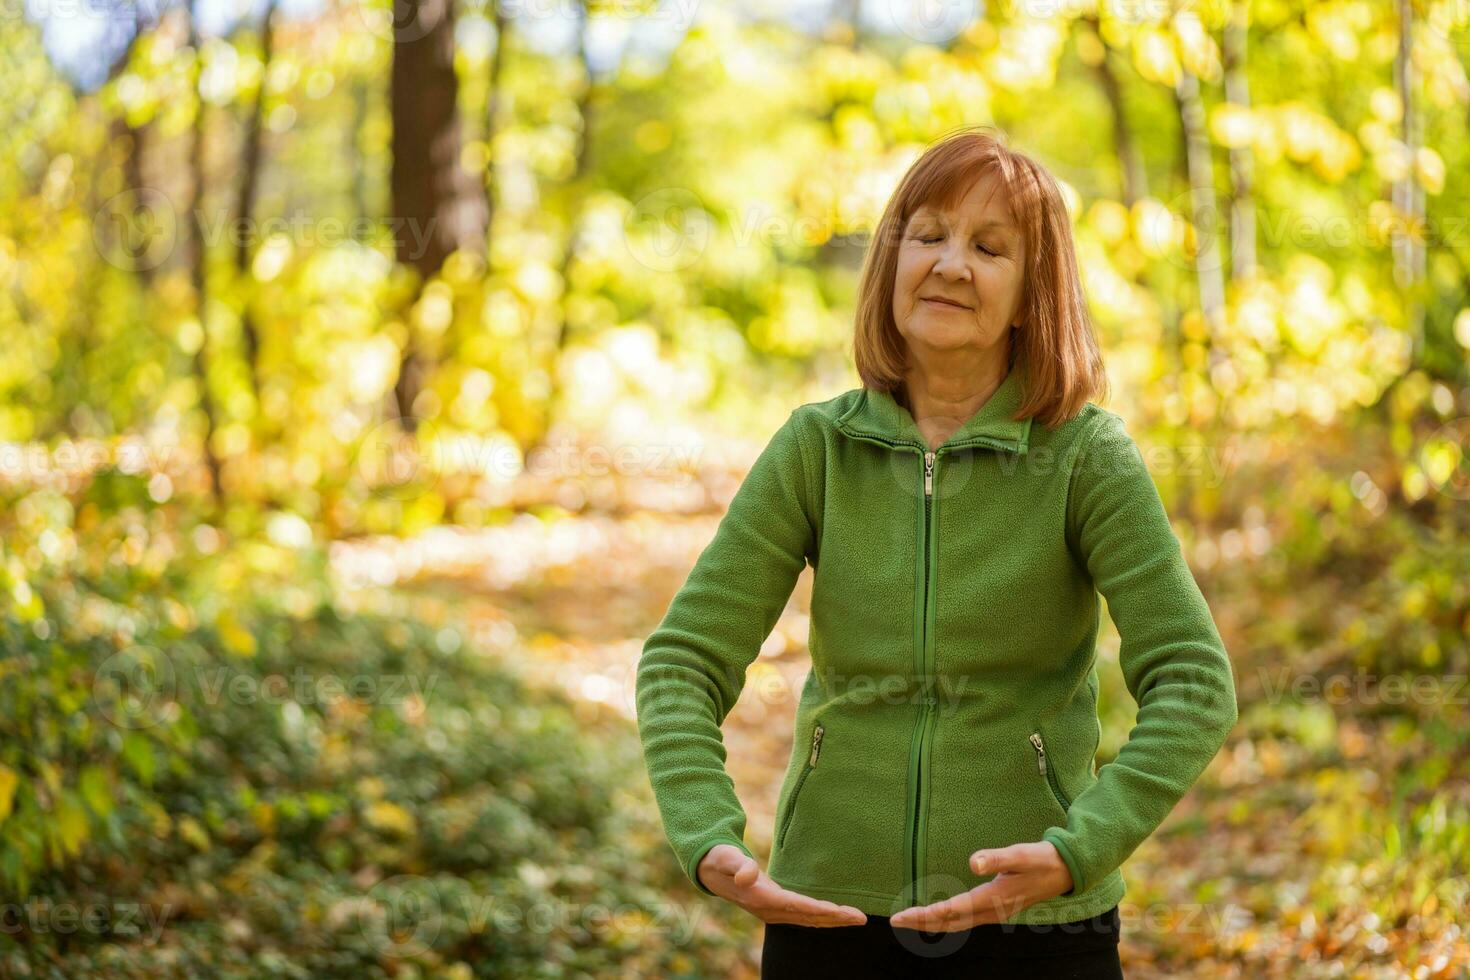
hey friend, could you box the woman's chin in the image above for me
[902,324,998,352]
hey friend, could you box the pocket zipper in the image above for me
[1029,731,1071,811]
[779,723,824,848]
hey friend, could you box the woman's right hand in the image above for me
[696,844,868,926]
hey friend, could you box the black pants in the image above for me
[760,905,1123,979]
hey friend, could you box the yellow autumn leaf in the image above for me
[178,815,211,851]
[1210,104,1254,148]
[57,796,90,857]
[365,801,416,837]
[252,801,277,836]
[37,759,62,796]
[1415,147,1445,195]
[1134,28,1179,87]
[0,765,17,823]
[217,610,258,657]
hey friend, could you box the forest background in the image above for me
[1,0,1468,975]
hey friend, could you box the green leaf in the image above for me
[79,766,112,819]
[122,732,156,785]
[56,794,90,858]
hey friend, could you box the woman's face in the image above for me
[892,171,1027,360]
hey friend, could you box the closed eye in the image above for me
[914,235,998,256]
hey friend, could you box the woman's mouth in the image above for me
[922,297,971,311]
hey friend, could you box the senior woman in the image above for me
[634,127,1238,978]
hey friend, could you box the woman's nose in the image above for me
[931,245,970,282]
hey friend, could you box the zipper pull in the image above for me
[809,724,825,767]
[924,451,935,496]
[1030,732,1047,776]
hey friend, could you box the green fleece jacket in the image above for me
[634,363,1239,924]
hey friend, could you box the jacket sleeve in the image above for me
[1042,410,1239,896]
[635,410,817,896]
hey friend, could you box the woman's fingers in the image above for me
[714,838,1067,931]
[755,883,867,926]
[891,877,1032,932]
[891,890,975,931]
[731,854,760,888]
[970,842,1047,877]
[700,844,866,926]
[704,844,753,882]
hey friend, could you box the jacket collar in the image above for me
[835,362,1034,455]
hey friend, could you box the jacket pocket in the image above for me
[765,705,909,898]
[777,722,824,848]
[1028,729,1071,814]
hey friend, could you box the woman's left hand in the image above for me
[889,841,1074,932]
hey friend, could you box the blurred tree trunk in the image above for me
[105,117,155,289]
[1082,16,1146,207]
[526,0,595,458]
[57,101,111,440]
[186,0,224,510]
[390,0,489,429]
[1223,0,1255,282]
[1393,0,1424,362]
[352,80,371,232]
[1175,66,1225,336]
[483,0,510,248]
[1172,63,1227,525]
[234,0,276,407]
[104,5,158,288]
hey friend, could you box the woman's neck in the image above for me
[898,351,1011,451]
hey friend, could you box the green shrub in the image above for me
[0,515,749,977]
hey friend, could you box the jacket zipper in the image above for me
[1029,730,1071,811]
[832,398,1028,907]
[907,449,938,906]
[778,723,824,848]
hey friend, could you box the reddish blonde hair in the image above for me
[852,125,1108,428]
